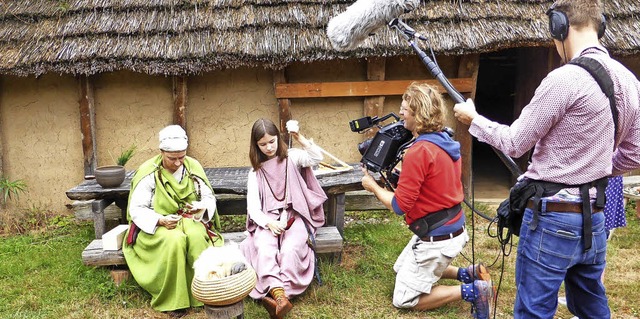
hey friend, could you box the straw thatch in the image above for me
[0,0,638,76]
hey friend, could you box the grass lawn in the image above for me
[1,203,639,318]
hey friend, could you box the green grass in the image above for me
[1,204,639,318]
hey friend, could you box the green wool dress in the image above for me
[122,155,222,311]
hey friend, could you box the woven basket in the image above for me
[192,267,257,306]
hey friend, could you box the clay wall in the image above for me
[0,54,456,211]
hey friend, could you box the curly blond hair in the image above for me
[402,82,447,134]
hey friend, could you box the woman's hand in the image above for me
[287,120,312,148]
[158,215,181,230]
[361,166,380,192]
[266,221,285,236]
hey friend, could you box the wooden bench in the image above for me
[69,166,372,268]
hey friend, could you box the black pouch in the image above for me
[408,217,430,238]
[497,178,535,238]
[496,198,512,234]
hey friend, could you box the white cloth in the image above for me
[286,120,300,133]
[246,143,322,228]
[159,125,188,151]
[128,165,217,234]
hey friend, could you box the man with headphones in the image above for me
[454,0,640,318]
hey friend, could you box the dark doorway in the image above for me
[472,49,519,200]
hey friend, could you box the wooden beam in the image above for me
[454,55,479,199]
[172,76,187,128]
[273,69,292,144]
[275,78,474,99]
[364,57,386,139]
[513,47,554,180]
[78,75,97,178]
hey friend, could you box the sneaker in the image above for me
[471,280,493,319]
[466,263,492,283]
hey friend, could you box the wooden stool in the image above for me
[204,301,244,319]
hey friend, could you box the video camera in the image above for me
[349,113,414,189]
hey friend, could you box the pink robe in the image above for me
[240,157,326,299]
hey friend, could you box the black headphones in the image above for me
[546,3,606,41]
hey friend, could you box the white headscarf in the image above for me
[159,125,188,151]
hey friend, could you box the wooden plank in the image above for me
[216,194,247,216]
[81,239,126,266]
[66,165,369,200]
[344,191,386,211]
[78,75,97,178]
[273,69,292,145]
[455,55,479,199]
[82,226,343,267]
[364,57,386,139]
[172,76,187,128]
[275,78,473,99]
[513,47,553,180]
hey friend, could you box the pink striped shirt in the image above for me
[470,47,640,185]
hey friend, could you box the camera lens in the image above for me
[357,138,373,155]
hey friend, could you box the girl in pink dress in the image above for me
[240,118,327,319]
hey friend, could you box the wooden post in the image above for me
[110,269,131,286]
[273,69,292,144]
[172,76,187,129]
[513,47,555,181]
[455,55,479,199]
[204,301,244,319]
[364,57,386,139]
[78,75,98,178]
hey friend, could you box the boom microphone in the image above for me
[326,0,420,51]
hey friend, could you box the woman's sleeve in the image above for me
[129,174,163,234]
[197,177,217,223]
[246,170,270,228]
[289,142,323,168]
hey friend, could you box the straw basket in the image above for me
[192,268,257,306]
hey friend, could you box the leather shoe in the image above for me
[275,296,293,318]
[262,296,278,319]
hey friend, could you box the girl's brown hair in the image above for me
[249,118,288,170]
[402,82,447,134]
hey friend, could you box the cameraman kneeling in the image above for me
[361,82,492,319]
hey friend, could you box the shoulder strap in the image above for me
[568,56,618,145]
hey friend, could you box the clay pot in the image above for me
[94,165,126,188]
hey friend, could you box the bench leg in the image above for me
[92,198,115,239]
[325,193,345,237]
[114,198,128,223]
[110,269,131,286]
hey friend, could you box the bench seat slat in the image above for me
[82,226,343,267]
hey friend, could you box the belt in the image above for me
[421,227,465,243]
[526,199,603,213]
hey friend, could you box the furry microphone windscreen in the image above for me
[326,0,420,51]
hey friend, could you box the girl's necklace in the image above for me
[261,159,288,202]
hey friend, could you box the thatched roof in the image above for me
[0,0,638,76]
